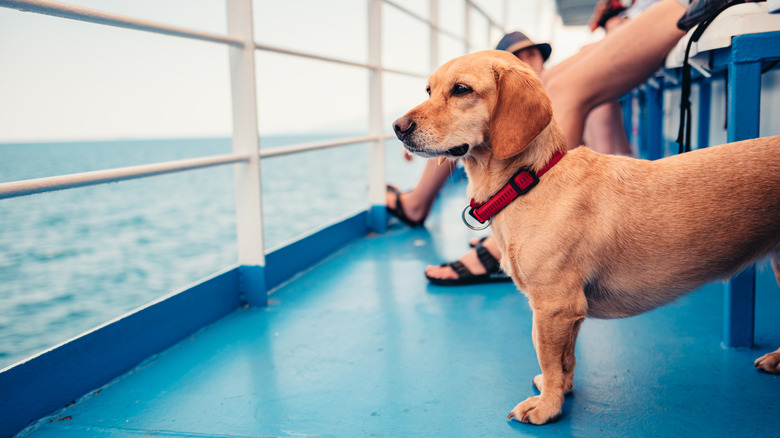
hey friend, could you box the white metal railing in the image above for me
[0,0,506,293]
[0,135,398,200]
[253,40,427,80]
[260,135,395,159]
[0,0,504,198]
[368,0,385,229]
[385,0,459,43]
[0,0,245,47]
[225,0,265,300]
[0,153,251,199]
[467,0,505,31]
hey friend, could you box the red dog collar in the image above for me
[464,152,565,229]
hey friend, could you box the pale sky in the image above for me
[0,0,601,143]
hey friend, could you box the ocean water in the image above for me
[0,134,426,369]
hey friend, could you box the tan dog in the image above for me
[393,50,780,425]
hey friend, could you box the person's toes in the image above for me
[426,248,488,281]
[425,264,459,280]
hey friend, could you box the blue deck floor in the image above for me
[18,181,780,437]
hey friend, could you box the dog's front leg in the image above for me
[509,289,586,425]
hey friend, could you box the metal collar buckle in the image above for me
[459,151,565,231]
[462,205,491,230]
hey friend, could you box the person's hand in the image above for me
[588,0,607,32]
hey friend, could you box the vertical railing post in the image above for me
[722,38,761,348]
[464,1,471,54]
[697,78,711,149]
[226,0,267,306]
[368,0,387,233]
[502,0,508,31]
[620,92,633,147]
[429,0,439,72]
[639,80,663,161]
[647,79,663,159]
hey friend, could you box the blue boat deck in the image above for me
[18,180,780,437]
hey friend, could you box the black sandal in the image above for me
[676,0,745,32]
[426,242,512,286]
[386,185,426,228]
[469,236,489,248]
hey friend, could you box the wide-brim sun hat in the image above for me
[495,31,552,62]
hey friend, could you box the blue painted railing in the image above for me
[632,29,780,349]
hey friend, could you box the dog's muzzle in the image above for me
[393,117,415,141]
[393,116,469,157]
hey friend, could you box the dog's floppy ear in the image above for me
[490,66,553,160]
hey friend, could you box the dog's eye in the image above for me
[451,84,472,96]
[426,86,431,97]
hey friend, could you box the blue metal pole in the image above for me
[696,78,711,149]
[620,93,633,147]
[637,86,647,158]
[723,46,761,348]
[646,81,663,160]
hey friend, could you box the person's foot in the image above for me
[386,185,428,226]
[425,235,503,281]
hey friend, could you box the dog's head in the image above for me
[393,50,553,161]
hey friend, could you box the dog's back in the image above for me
[574,136,780,318]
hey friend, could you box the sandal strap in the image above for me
[475,242,501,273]
[469,236,488,248]
[385,184,425,228]
[386,185,402,208]
[447,260,473,279]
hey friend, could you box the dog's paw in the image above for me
[507,396,561,425]
[754,350,780,374]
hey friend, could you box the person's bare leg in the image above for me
[545,0,686,149]
[541,40,603,86]
[583,101,632,155]
[387,158,456,223]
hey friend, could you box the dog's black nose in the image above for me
[393,117,416,141]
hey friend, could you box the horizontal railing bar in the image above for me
[383,0,466,46]
[436,26,467,44]
[261,134,395,158]
[254,41,374,69]
[383,0,428,27]
[0,0,431,78]
[253,42,428,79]
[0,0,245,47]
[467,0,503,31]
[0,135,404,200]
[0,153,251,200]
[383,66,429,78]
